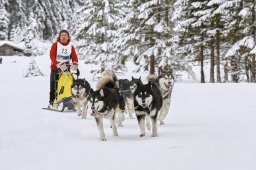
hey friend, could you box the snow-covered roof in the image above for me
[0,41,24,51]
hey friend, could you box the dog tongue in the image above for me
[91,111,97,116]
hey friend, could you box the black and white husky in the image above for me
[134,81,163,137]
[131,76,143,92]
[158,65,175,125]
[71,79,91,119]
[88,73,125,141]
[118,79,135,119]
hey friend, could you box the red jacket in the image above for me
[50,40,78,70]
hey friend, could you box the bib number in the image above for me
[62,49,67,54]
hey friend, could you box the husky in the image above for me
[157,65,175,125]
[98,69,118,88]
[71,79,91,119]
[134,81,163,137]
[130,76,143,92]
[118,79,135,119]
[88,74,125,141]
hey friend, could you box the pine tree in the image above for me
[24,12,39,56]
[76,0,126,73]
[173,0,211,83]
[207,0,227,83]
[221,0,255,82]
[0,0,9,40]
[24,58,44,77]
[10,24,23,42]
[117,0,177,74]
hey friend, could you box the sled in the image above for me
[44,63,79,112]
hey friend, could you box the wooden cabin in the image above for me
[0,41,24,56]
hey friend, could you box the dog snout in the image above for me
[142,99,145,104]
[168,82,172,85]
[91,106,95,110]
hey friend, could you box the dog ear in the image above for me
[83,79,86,85]
[147,81,153,89]
[139,76,141,80]
[99,89,104,97]
[132,76,134,80]
[90,88,94,94]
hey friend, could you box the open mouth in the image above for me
[142,104,147,108]
[91,110,98,116]
[164,83,171,89]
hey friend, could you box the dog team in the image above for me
[71,65,174,141]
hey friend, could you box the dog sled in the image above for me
[42,63,79,112]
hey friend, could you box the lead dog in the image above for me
[88,72,125,141]
[134,81,163,137]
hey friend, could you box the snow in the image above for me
[0,40,24,50]
[225,36,255,57]
[0,56,256,170]
[238,7,250,18]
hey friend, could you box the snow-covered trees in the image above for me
[3,0,83,41]
[24,58,44,78]
[173,0,210,83]
[115,0,177,74]
[1,0,256,82]
[23,13,39,56]
[0,0,9,40]
[75,0,126,72]
[173,0,256,83]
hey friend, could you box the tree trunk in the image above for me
[251,2,256,82]
[245,55,250,82]
[231,56,239,83]
[251,55,256,82]
[216,29,221,82]
[150,55,155,74]
[210,36,215,83]
[200,45,205,83]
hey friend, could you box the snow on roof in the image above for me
[0,41,24,51]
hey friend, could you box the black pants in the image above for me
[49,70,59,104]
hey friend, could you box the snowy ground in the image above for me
[0,56,256,170]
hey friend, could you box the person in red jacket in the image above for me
[49,29,78,108]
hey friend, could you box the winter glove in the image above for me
[70,64,78,72]
[57,63,67,72]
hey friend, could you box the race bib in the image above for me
[56,42,72,63]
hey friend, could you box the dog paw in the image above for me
[100,138,107,141]
[151,134,158,137]
[160,121,165,125]
[140,134,145,137]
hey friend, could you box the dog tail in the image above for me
[147,74,158,82]
[146,116,151,131]
[96,75,116,90]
